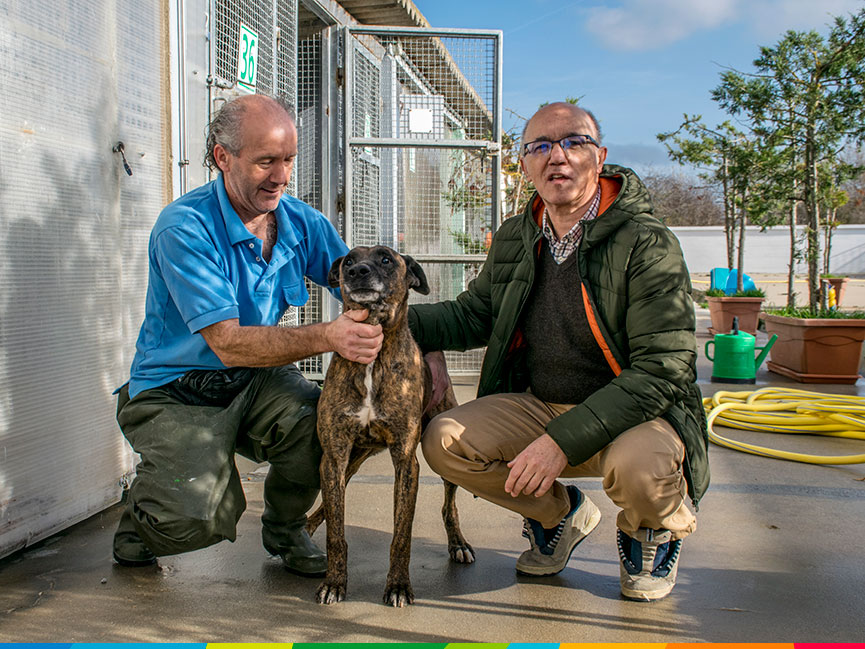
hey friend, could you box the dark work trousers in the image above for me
[115,365,322,557]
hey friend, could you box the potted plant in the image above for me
[705,12,865,384]
[705,288,765,336]
[761,307,865,384]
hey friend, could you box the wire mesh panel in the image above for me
[350,42,382,247]
[352,145,494,256]
[290,27,327,377]
[345,27,502,374]
[210,0,298,140]
[0,0,167,558]
[214,0,274,94]
[297,31,323,211]
[410,261,487,373]
[373,34,496,141]
[211,0,336,378]
[276,0,298,103]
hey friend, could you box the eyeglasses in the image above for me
[522,134,600,157]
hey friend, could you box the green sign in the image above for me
[236,23,258,92]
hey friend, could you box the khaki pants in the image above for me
[421,392,696,540]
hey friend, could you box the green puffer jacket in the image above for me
[408,164,709,507]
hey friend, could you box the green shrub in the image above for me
[764,306,865,319]
[706,288,765,298]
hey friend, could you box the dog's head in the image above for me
[328,246,429,324]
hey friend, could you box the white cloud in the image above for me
[586,0,741,51]
[748,0,865,39]
[585,0,865,51]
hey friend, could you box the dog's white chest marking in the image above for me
[350,361,377,426]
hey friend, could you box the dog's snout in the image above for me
[346,262,371,278]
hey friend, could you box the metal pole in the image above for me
[348,137,497,150]
[176,0,189,196]
[206,0,216,183]
[342,26,353,248]
[349,25,503,38]
[491,30,503,233]
[409,254,487,263]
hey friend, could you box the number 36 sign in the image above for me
[237,23,258,92]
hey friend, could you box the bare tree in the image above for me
[641,170,724,226]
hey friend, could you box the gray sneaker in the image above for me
[515,485,601,576]
[617,527,682,601]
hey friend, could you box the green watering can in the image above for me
[705,317,777,383]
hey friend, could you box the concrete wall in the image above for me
[671,225,865,276]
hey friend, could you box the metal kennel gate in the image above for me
[204,0,341,378]
[343,26,503,374]
[186,14,502,377]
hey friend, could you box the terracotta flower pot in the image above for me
[706,296,764,336]
[762,313,865,384]
[823,277,849,307]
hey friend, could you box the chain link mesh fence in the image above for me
[288,23,328,377]
[347,29,500,374]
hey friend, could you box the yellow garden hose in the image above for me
[704,387,865,464]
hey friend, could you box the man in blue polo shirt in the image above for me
[113,94,382,576]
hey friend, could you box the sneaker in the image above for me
[617,527,682,601]
[515,485,601,576]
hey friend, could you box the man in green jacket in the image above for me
[409,102,708,601]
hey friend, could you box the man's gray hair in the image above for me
[204,94,296,170]
[519,104,603,156]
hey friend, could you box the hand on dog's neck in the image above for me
[347,298,407,331]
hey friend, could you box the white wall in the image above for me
[0,1,167,559]
[671,225,865,275]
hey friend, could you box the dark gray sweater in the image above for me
[521,241,615,404]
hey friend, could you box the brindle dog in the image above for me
[308,245,475,607]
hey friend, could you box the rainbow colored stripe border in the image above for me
[0,643,860,648]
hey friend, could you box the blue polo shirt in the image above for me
[126,175,348,398]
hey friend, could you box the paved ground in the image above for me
[1,305,863,643]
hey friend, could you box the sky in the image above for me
[412,0,865,173]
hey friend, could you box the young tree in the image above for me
[820,158,858,275]
[713,9,865,311]
[658,117,741,270]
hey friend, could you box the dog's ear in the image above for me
[327,256,344,288]
[402,254,430,295]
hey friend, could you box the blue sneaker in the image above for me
[617,527,682,600]
[516,485,601,576]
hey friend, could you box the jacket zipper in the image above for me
[578,243,701,510]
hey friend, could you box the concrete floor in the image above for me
[1,307,864,643]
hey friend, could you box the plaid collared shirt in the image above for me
[541,185,602,264]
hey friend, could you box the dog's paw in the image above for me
[315,579,346,605]
[383,581,414,607]
[449,541,476,564]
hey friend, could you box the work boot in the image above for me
[261,466,326,577]
[617,527,682,601]
[112,506,157,567]
[515,485,601,576]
